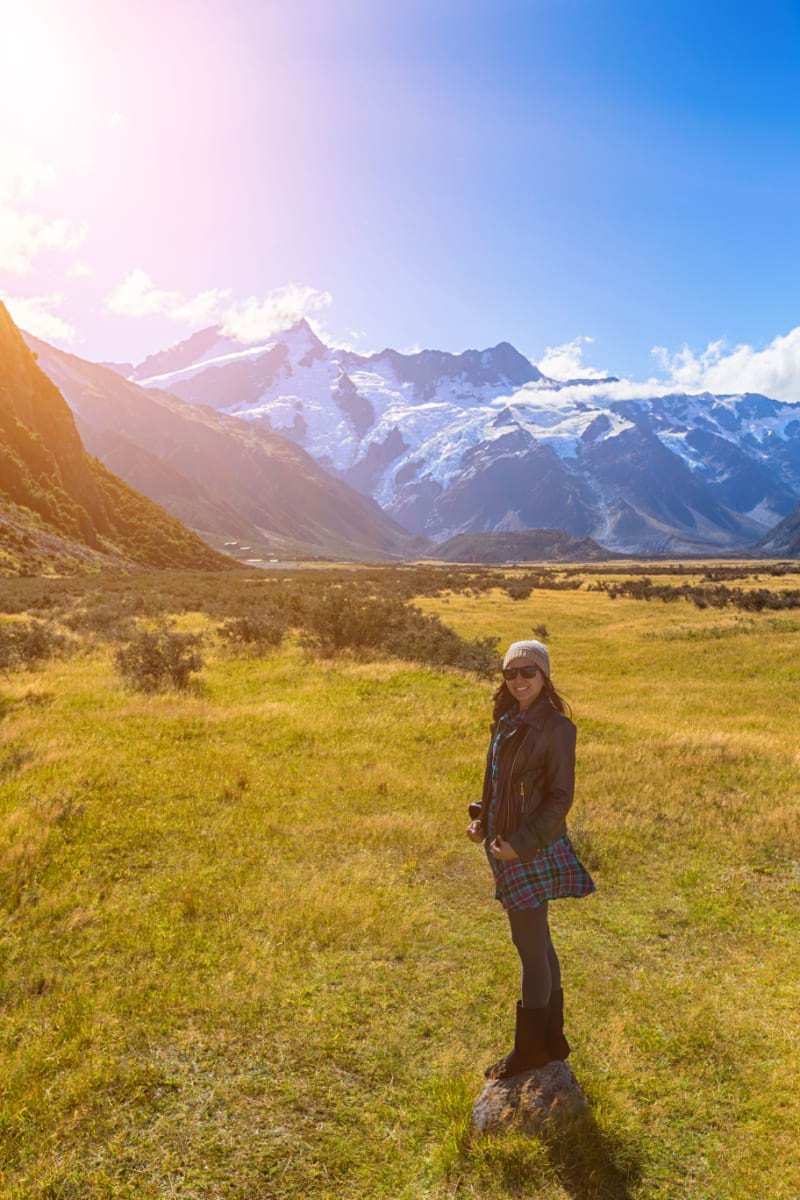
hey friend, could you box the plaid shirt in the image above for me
[485,704,596,912]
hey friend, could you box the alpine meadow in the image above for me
[1,563,798,1198]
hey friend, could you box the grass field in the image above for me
[1,567,799,1199]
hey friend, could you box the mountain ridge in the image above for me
[118,320,800,554]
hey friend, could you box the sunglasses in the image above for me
[502,665,540,681]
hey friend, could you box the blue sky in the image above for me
[3,0,800,390]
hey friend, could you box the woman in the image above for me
[466,639,595,1080]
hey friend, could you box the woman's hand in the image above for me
[466,820,485,843]
[490,835,520,861]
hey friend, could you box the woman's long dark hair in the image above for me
[491,673,572,724]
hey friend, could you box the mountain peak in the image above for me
[133,325,222,381]
[483,339,543,380]
[290,317,315,337]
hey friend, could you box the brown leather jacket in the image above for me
[469,694,577,863]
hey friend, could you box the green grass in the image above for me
[1,574,799,1198]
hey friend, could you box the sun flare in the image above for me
[0,2,84,131]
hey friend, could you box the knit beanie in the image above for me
[502,639,550,678]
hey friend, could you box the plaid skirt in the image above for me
[486,833,596,912]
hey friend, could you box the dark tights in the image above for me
[506,901,562,1008]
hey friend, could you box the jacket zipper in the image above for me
[498,732,527,837]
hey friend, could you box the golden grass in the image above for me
[0,573,798,1198]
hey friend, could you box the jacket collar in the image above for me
[512,692,552,730]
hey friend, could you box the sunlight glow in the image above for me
[0,3,86,132]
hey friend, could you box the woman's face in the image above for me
[503,659,546,708]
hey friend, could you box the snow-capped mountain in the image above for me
[127,321,800,553]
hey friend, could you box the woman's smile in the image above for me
[512,680,537,702]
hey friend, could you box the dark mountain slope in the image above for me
[579,425,764,552]
[0,303,229,572]
[433,528,618,562]
[755,503,800,556]
[424,437,598,539]
[81,428,262,544]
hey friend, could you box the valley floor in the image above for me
[1,570,798,1199]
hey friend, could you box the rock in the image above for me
[470,1061,588,1137]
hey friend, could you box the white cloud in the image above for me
[512,324,800,411]
[0,208,88,274]
[0,143,89,274]
[0,145,55,204]
[528,376,669,405]
[171,287,231,324]
[2,292,76,343]
[105,268,181,316]
[536,336,609,381]
[220,284,333,343]
[524,326,800,408]
[652,328,800,402]
[106,273,332,341]
[105,269,230,323]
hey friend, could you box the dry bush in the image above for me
[596,577,800,612]
[217,612,288,654]
[63,603,135,641]
[114,622,204,692]
[504,580,534,601]
[0,620,66,672]
[296,587,499,676]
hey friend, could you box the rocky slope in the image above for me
[0,502,120,575]
[123,321,800,554]
[433,528,619,562]
[755,502,800,556]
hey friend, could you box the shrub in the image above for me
[63,604,135,641]
[298,588,500,676]
[0,620,66,672]
[218,612,287,654]
[601,577,800,613]
[387,610,500,677]
[505,580,534,601]
[297,588,394,653]
[114,623,204,693]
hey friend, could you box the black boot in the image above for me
[484,1001,553,1081]
[546,987,571,1060]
